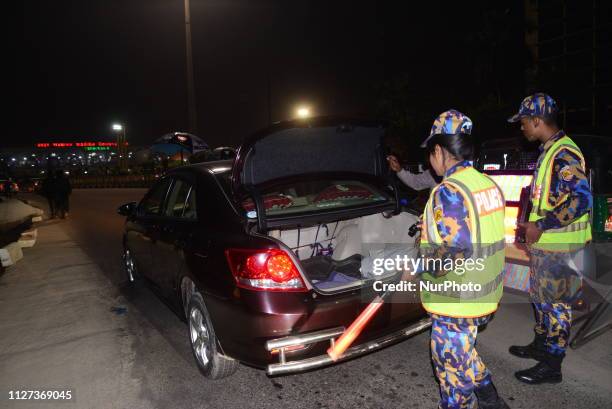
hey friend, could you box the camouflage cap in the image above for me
[507,92,558,123]
[420,109,473,148]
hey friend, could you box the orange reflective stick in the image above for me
[327,295,385,361]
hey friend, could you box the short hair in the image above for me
[526,114,558,128]
[541,115,558,128]
[425,133,474,161]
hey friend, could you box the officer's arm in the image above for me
[535,149,593,230]
[397,169,437,191]
[421,183,473,277]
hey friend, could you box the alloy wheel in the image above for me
[189,307,211,368]
[124,249,136,282]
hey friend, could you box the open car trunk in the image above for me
[233,117,416,291]
[266,211,420,292]
[232,117,396,231]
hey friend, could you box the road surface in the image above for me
[1,189,610,409]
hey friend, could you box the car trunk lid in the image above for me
[231,117,395,230]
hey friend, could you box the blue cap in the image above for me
[508,93,558,123]
[420,109,473,148]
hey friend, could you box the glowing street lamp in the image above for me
[296,107,311,119]
[111,123,128,172]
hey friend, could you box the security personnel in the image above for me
[419,110,509,409]
[508,93,592,384]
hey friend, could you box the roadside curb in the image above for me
[0,216,42,267]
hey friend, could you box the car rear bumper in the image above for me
[205,287,426,367]
[265,317,431,376]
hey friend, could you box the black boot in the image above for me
[514,355,563,385]
[508,334,546,361]
[475,382,510,409]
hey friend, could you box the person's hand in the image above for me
[387,155,402,172]
[517,222,543,245]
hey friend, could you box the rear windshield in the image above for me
[241,179,388,217]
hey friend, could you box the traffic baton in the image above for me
[327,291,392,361]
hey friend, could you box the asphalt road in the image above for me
[3,189,611,409]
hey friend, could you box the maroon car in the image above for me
[118,117,429,379]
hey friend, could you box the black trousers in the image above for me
[48,196,69,217]
[47,197,57,217]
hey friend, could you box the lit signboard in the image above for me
[484,171,533,265]
[488,174,533,203]
[84,147,110,151]
[36,141,125,148]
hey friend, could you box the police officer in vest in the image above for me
[508,93,592,384]
[419,110,509,409]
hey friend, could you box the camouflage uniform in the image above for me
[528,130,592,357]
[431,319,491,409]
[508,93,593,365]
[420,111,499,408]
[422,161,493,408]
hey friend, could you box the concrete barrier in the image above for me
[0,242,23,267]
[18,229,37,248]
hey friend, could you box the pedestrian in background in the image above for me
[41,171,59,218]
[508,93,592,384]
[55,170,72,219]
[41,170,71,219]
[419,110,509,409]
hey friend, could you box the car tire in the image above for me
[123,245,139,286]
[188,291,239,379]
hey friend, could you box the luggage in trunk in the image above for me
[266,212,420,291]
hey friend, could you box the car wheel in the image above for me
[123,246,139,285]
[188,291,239,379]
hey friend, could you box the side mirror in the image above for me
[118,202,137,217]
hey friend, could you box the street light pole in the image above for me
[267,73,272,126]
[184,0,198,133]
[112,123,128,173]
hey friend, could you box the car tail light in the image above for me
[225,248,307,292]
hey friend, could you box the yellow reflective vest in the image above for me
[529,135,592,252]
[420,166,506,318]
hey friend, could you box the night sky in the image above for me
[12,1,525,150]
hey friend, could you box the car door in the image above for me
[151,177,198,296]
[128,177,172,281]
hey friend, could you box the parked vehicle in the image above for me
[0,178,19,197]
[118,117,429,379]
[189,146,237,164]
[17,178,41,193]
